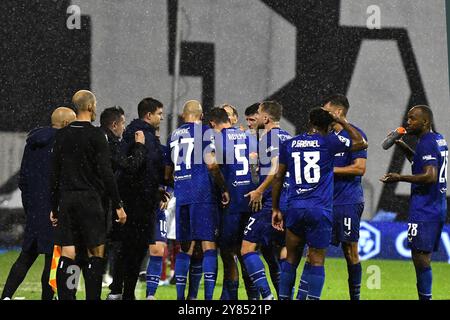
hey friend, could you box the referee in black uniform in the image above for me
[50,90,127,300]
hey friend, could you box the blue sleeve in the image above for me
[279,140,288,166]
[326,133,352,155]
[417,139,439,167]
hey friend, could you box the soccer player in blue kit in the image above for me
[323,95,368,300]
[272,107,367,300]
[166,100,230,300]
[381,105,448,300]
[241,101,292,300]
[208,107,256,300]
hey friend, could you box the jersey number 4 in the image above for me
[292,151,321,184]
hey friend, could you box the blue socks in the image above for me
[187,257,203,299]
[243,252,273,299]
[415,266,432,300]
[348,263,362,300]
[203,250,218,300]
[296,262,311,300]
[307,265,325,300]
[279,261,296,300]
[174,252,191,300]
[146,256,162,298]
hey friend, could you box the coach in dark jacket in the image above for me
[1,107,76,300]
[112,97,165,300]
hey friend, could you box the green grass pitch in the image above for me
[1,250,449,300]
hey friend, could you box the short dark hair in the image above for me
[208,107,230,125]
[260,101,283,122]
[100,106,124,128]
[245,103,260,116]
[138,97,163,119]
[309,107,334,130]
[413,105,434,125]
[323,94,350,111]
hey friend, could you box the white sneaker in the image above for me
[102,274,113,287]
[146,295,156,300]
[2,297,11,300]
[159,279,170,286]
[263,294,274,300]
[106,293,123,300]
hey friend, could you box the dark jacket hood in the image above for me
[123,119,156,142]
[26,127,57,149]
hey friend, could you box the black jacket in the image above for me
[51,121,122,212]
[101,127,147,175]
[19,127,57,254]
[118,119,164,201]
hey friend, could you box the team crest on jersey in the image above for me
[337,135,351,147]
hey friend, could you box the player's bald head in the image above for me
[72,90,96,113]
[51,107,77,129]
[410,105,433,125]
[182,100,203,119]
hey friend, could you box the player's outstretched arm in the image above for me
[380,165,437,184]
[394,139,415,163]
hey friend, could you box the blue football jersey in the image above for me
[168,122,216,205]
[258,128,292,208]
[333,125,368,205]
[279,132,352,210]
[216,127,255,213]
[410,132,448,222]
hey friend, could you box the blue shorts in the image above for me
[218,209,251,248]
[176,203,219,242]
[406,220,444,253]
[242,209,284,247]
[285,207,332,249]
[331,203,364,246]
[154,208,167,243]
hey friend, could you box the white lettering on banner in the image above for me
[395,231,411,258]
[440,232,450,263]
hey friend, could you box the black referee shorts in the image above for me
[54,191,106,248]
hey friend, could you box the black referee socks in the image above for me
[56,256,78,300]
[84,256,106,300]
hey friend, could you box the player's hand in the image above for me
[272,209,284,231]
[135,130,145,144]
[50,211,58,227]
[160,200,168,210]
[380,173,401,183]
[221,191,230,207]
[115,207,127,225]
[159,187,171,203]
[245,190,263,212]
[327,110,348,126]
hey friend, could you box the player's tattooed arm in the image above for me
[271,163,286,231]
[245,156,278,212]
[249,151,259,185]
[380,165,437,184]
[394,139,415,163]
[329,112,368,151]
[334,158,366,177]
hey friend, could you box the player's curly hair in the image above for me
[309,107,334,130]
